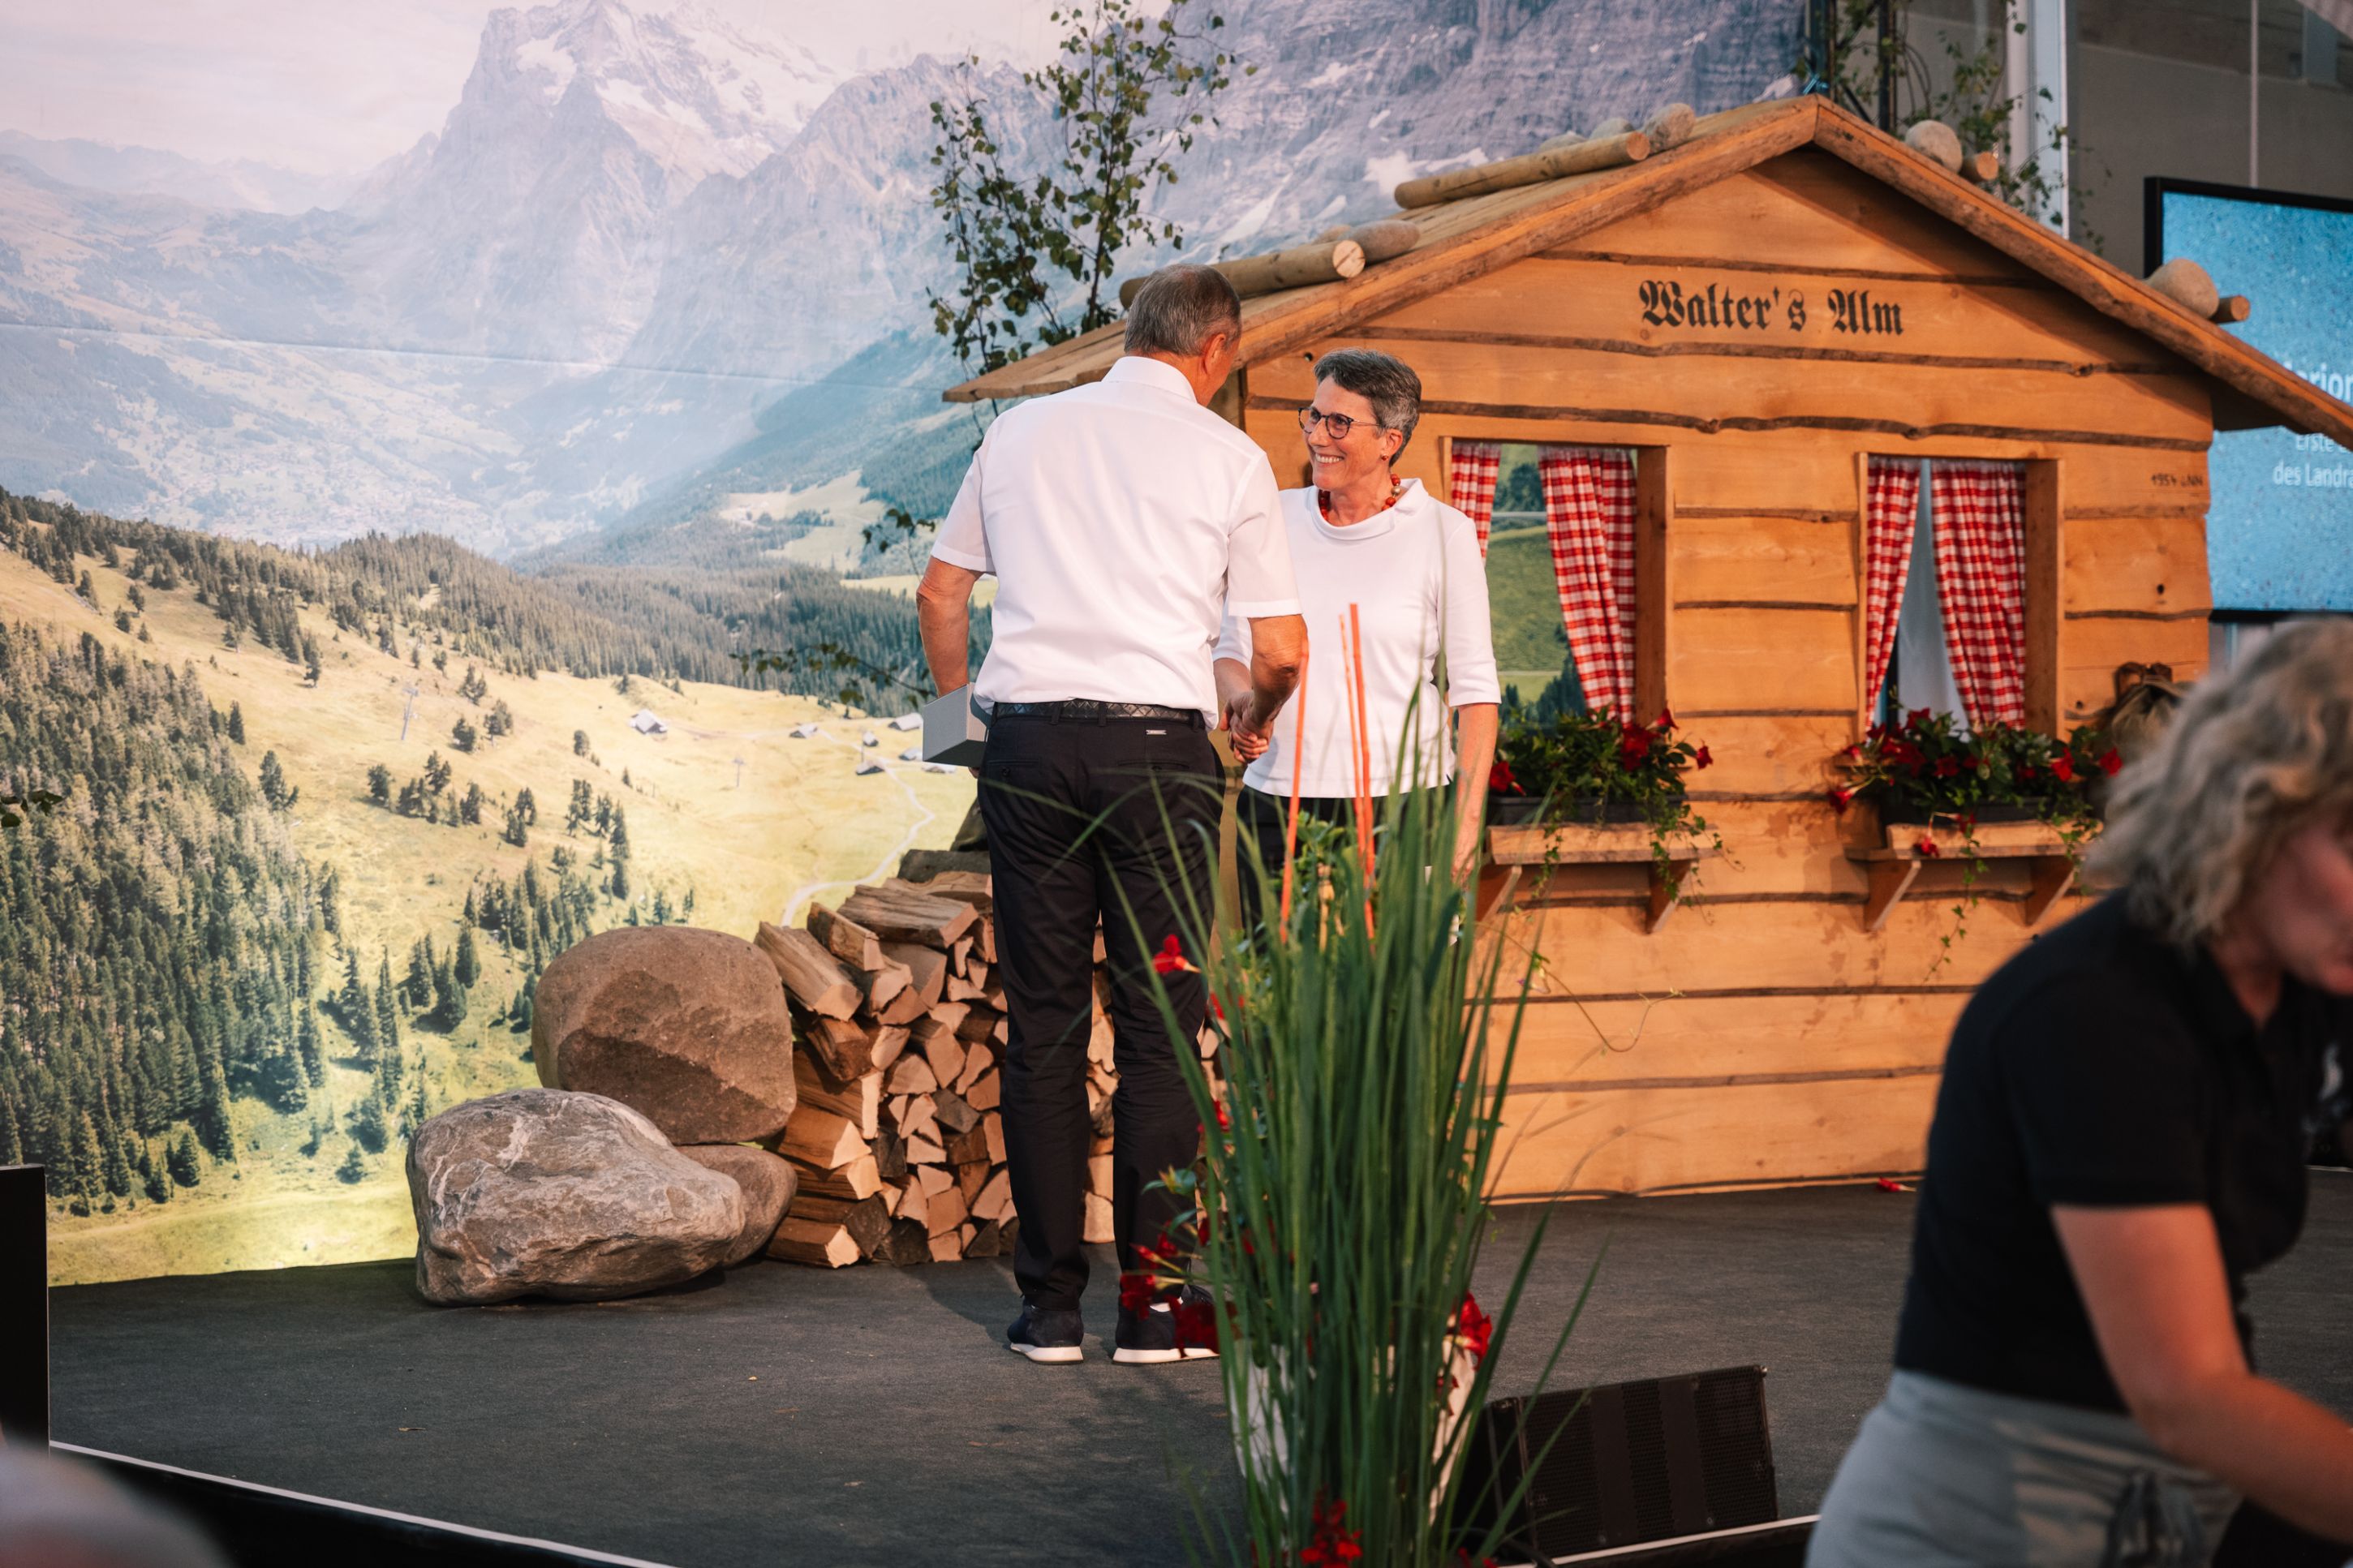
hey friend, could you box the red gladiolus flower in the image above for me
[1214,1100,1232,1132]
[1843,743,1865,761]
[1490,758,1523,796]
[1934,756,1959,779]
[2050,754,2075,783]
[1828,786,1856,813]
[1151,934,1195,975]
[1118,1271,1155,1312]
[1173,1294,1220,1352]
[1301,1497,1363,1566]
[2100,747,2123,776]
[1876,1176,1907,1193]
[1915,837,1942,859]
[1456,1291,1495,1364]
[1693,745,1713,770]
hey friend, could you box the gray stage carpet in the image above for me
[49,1176,2353,1567]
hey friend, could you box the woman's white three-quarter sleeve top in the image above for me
[1214,479,1499,799]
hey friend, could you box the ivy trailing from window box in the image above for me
[1491,707,1720,901]
[1829,708,2121,967]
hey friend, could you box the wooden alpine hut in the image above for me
[944,97,2353,1201]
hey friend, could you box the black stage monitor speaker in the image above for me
[1461,1364,1779,1560]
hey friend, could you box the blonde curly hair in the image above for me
[2093,619,2353,947]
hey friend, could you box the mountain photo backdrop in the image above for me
[1,0,1800,1282]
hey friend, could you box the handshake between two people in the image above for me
[1215,614,1309,767]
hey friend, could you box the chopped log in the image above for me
[1082,1192,1114,1245]
[886,1053,938,1096]
[896,848,991,883]
[877,984,929,1027]
[934,1086,980,1137]
[807,901,884,971]
[1216,237,1363,298]
[907,1130,948,1165]
[977,921,996,967]
[927,1184,970,1237]
[967,1071,1000,1110]
[916,870,993,916]
[958,1222,978,1252]
[777,1107,867,1170]
[927,1232,963,1262]
[843,884,978,949]
[1394,128,1651,209]
[874,1128,910,1184]
[955,1006,1001,1045]
[869,1024,912,1071]
[921,1027,967,1088]
[950,935,974,975]
[896,1177,931,1230]
[953,1046,990,1097]
[967,1218,1006,1258]
[914,1162,955,1199]
[794,1055,880,1141]
[755,922,859,1020]
[898,1096,940,1145]
[955,1160,990,1204]
[984,1113,1006,1165]
[767,1216,858,1268]
[795,1012,876,1081]
[1963,149,2001,183]
[873,1218,931,1266]
[849,960,912,1017]
[973,1167,1013,1222]
[794,1153,881,1201]
[882,941,947,1007]
[794,1192,893,1258]
[945,970,989,1003]
[2213,295,2252,324]
[928,1000,972,1037]
[1589,116,1635,139]
[944,1123,990,1166]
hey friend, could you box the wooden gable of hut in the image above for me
[949,97,2353,1200]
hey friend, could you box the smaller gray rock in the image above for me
[679,1145,800,1265]
[1903,118,1964,174]
[2148,256,2221,320]
[408,1089,743,1305]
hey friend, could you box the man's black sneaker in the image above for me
[1005,1300,1085,1364]
[1113,1286,1220,1365]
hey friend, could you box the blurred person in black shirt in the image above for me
[1810,619,2353,1566]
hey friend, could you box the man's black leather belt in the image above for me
[989,700,1202,724]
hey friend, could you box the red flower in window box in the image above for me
[2099,747,2123,776]
[2050,753,2076,783]
[1488,758,1524,796]
[1915,836,1942,859]
[1693,744,1712,770]
[1617,724,1652,763]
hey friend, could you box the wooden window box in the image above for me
[1486,822,1721,934]
[1845,818,2084,934]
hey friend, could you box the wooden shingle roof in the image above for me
[944,98,2353,448]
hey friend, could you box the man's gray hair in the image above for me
[1312,347,1422,453]
[1124,265,1242,358]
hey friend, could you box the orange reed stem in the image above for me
[1347,604,1375,887]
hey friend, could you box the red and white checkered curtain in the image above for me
[1538,445,1638,716]
[1929,460,2028,727]
[1447,440,1502,558]
[1862,457,1922,712]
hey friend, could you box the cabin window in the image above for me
[1453,440,1654,723]
[1863,456,2032,733]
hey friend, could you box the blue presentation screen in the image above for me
[2150,182,2353,612]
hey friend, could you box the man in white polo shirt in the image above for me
[916,265,1306,1365]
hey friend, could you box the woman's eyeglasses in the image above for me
[1297,406,1382,440]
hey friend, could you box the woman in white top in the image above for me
[1213,348,1501,915]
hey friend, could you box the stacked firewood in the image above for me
[752,871,1182,1267]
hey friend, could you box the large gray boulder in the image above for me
[532,926,796,1144]
[678,1144,799,1265]
[407,1089,744,1305]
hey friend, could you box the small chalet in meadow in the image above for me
[946,98,2353,1199]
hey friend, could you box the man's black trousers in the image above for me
[977,711,1216,1312]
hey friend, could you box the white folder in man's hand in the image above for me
[922,685,989,767]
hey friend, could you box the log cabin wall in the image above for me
[1238,148,2218,1199]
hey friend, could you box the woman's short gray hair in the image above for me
[1312,348,1422,453]
[2093,618,2353,947]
